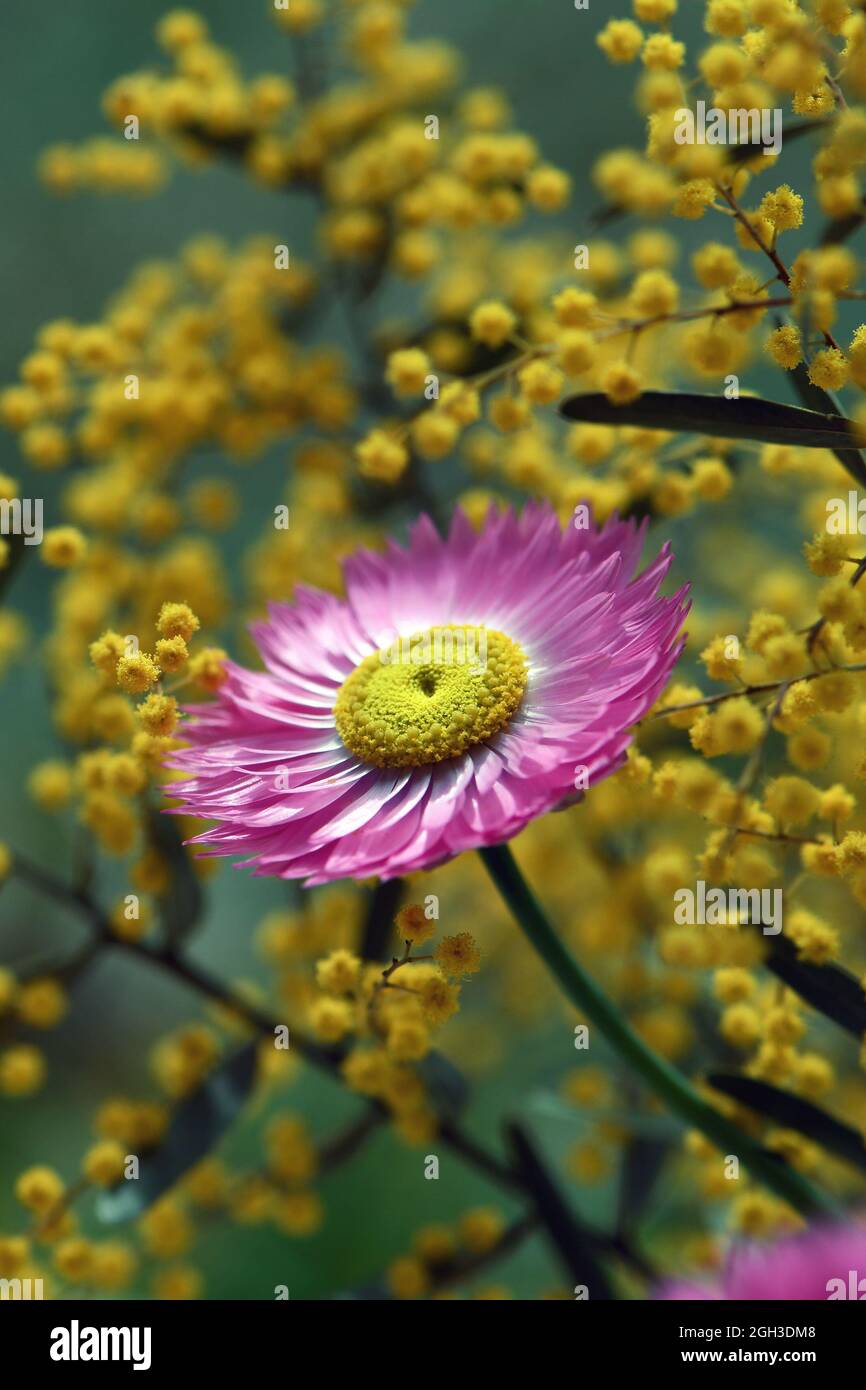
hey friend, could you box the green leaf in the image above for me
[617,1135,670,1232]
[765,933,866,1040]
[96,1042,259,1223]
[359,877,404,961]
[726,117,824,165]
[776,313,866,488]
[333,1215,537,1300]
[0,533,28,601]
[707,1073,866,1176]
[181,122,253,163]
[590,202,626,231]
[417,1050,470,1120]
[506,1120,614,1297]
[525,1091,677,1139]
[559,391,863,451]
[146,807,204,946]
[820,206,866,247]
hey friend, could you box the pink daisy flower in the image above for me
[167,503,688,884]
[658,1222,866,1300]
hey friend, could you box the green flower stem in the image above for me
[480,842,840,1222]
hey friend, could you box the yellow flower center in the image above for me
[334,625,528,768]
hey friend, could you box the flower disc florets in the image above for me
[334,625,527,768]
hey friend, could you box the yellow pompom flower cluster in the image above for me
[385,1206,507,1299]
[8,0,866,1302]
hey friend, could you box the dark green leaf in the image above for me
[360,877,404,961]
[506,1120,614,1297]
[318,1109,384,1174]
[707,1073,866,1176]
[726,118,824,166]
[333,1215,537,1300]
[417,1050,470,1120]
[617,1135,670,1232]
[0,533,28,601]
[147,807,204,946]
[96,1042,259,1223]
[559,391,862,450]
[526,1092,678,1139]
[778,313,866,488]
[820,206,866,247]
[765,933,866,1039]
[180,122,254,163]
[590,202,626,231]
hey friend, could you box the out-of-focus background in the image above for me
[0,0,833,1299]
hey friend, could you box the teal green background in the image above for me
[0,0,829,1300]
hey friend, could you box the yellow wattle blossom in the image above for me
[42,527,87,568]
[5,0,866,1307]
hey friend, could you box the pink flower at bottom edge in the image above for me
[658,1222,866,1300]
[166,503,688,885]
